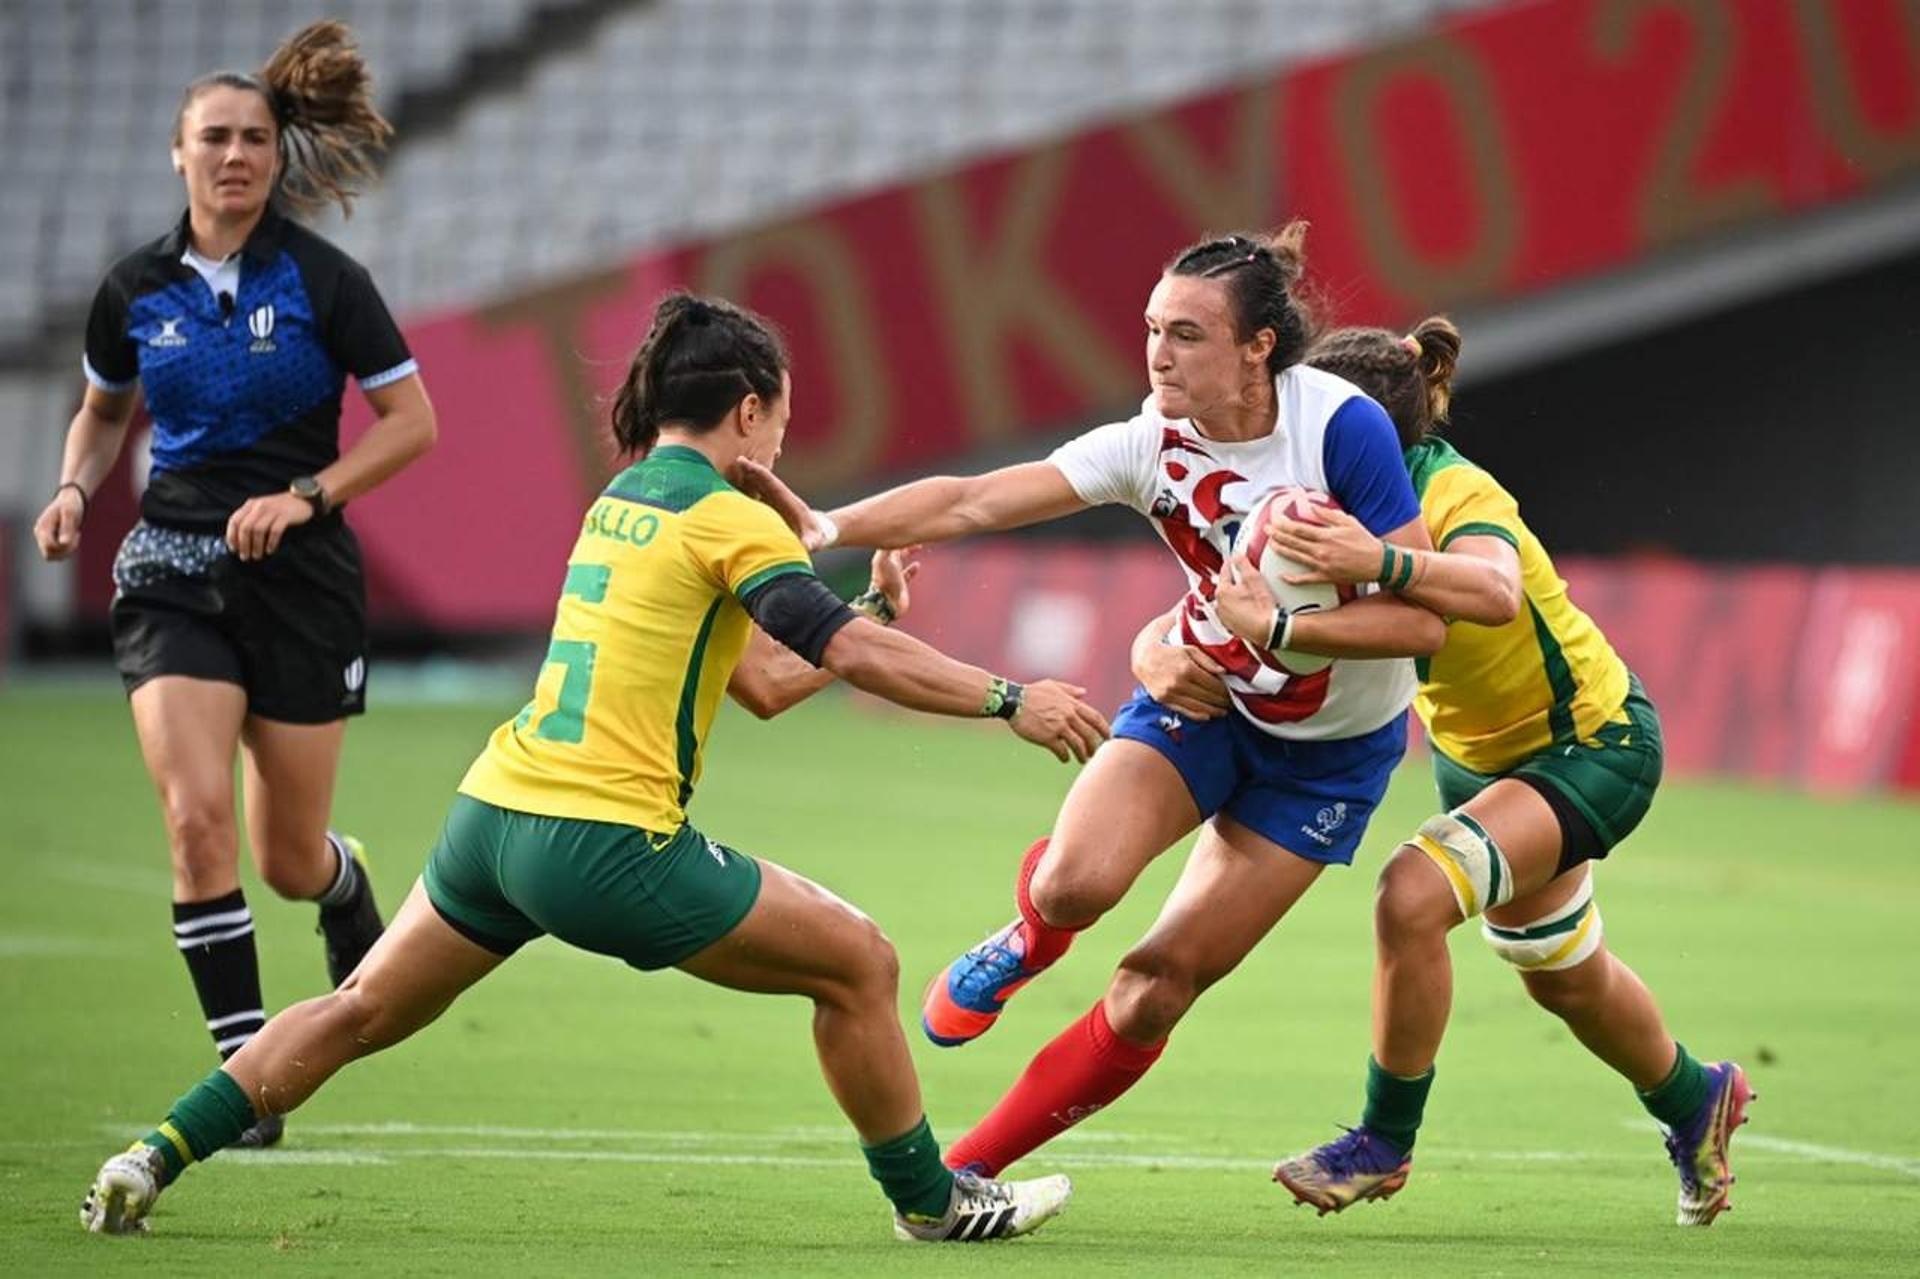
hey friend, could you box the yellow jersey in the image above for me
[459,445,812,831]
[1408,438,1630,773]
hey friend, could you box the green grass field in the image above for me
[2,683,1915,1275]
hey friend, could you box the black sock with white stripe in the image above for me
[172,890,266,1060]
[315,832,363,909]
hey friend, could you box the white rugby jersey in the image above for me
[1050,364,1421,741]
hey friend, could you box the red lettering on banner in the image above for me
[912,147,1135,444]
[309,0,1920,628]
[697,221,893,492]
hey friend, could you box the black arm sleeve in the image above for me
[83,272,137,386]
[740,573,861,668]
[294,245,413,383]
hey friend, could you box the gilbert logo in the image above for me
[148,317,187,348]
[247,304,276,353]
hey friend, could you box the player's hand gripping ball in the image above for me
[1231,487,1357,676]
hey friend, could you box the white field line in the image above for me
[211,1149,392,1166]
[92,1122,1920,1180]
[1735,1135,1920,1180]
[1620,1118,1920,1181]
[293,1122,784,1143]
[36,858,173,898]
[0,934,130,958]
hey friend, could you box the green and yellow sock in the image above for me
[1361,1056,1435,1153]
[861,1116,955,1220]
[1638,1043,1710,1129]
[139,1068,258,1185]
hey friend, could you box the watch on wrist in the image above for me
[289,475,330,519]
[982,676,1025,720]
[849,587,897,625]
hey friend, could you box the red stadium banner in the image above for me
[891,541,1920,795]
[323,0,1920,625]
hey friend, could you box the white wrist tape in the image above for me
[811,510,840,549]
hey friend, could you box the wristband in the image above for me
[849,587,896,625]
[1268,607,1295,654]
[811,510,841,549]
[982,675,1025,720]
[54,480,90,524]
[1377,544,1400,586]
[1393,548,1417,591]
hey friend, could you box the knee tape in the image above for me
[1411,810,1514,920]
[1481,874,1603,972]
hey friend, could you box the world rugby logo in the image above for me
[248,304,276,353]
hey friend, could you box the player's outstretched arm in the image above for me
[1267,507,1520,627]
[728,549,920,718]
[734,458,1087,551]
[818,622,1111,763]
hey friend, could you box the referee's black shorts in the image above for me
[109,516,369,724]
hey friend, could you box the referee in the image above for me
[32,22,435,1148]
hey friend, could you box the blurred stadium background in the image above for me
[3,1,1919,1272]
[4,0,1920,791]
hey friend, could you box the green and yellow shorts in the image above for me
[423,794,763,970]
[1431,675,1664,871]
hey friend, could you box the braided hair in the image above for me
[173,21,392,218]
[1306,316,1463,449]
[1165,219,1321,374]
[610,293,789,457]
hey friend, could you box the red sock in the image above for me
[1014,837,1079,968]
[945,1000,1166,1175]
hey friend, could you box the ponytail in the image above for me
[174,20,392,219]
[610,293,789,457]
[1306,316,1464,449]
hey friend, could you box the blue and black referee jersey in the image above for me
[82,207,417,531]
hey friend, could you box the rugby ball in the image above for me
[1232,487,1354,676]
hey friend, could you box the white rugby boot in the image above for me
[80,1144,167,1235]
[893,1170,1072,1242]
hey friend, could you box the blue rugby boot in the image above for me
[921,918,1053,1047]
[1664,1060,1753,1226]
[1272,1126,1413,1215]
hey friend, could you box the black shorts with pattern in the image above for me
[109,516,369,724]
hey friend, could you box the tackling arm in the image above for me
[727,548,920,718]
[1217,514,1446,659]
[1394,536,1522,627]
[1267,509,1520,628]
[726,628,836,720]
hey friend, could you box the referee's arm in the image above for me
[35,384,141,561]
[314,373,436,508]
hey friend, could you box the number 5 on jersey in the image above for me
[516,562,611,743]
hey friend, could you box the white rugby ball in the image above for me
[1232,487,1354,676]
